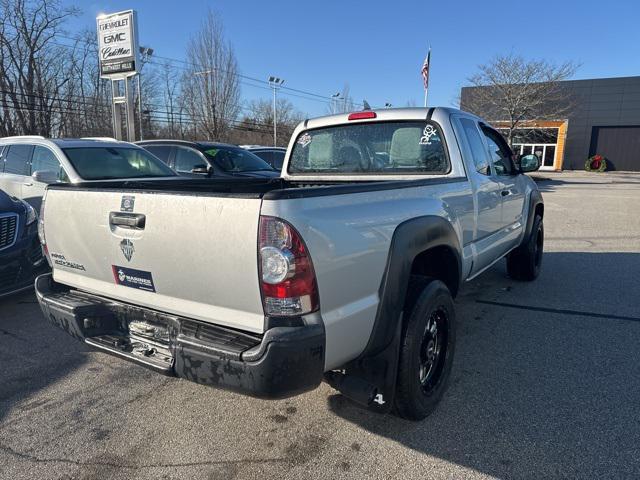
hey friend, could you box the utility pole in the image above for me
[268,76,285,146]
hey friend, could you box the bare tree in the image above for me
[0,0,80,136]
[462,54,579,145]
[56,29,112,137]
[179,10,240,141]
[156,60,183,138]
[230,97,303,145]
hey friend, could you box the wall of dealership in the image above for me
[461,75,640,172]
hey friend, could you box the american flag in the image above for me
[421,48,431,90]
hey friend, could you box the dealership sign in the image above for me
[96,10,139,78]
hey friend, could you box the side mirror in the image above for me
[32,170,59,184]
[190,165,211,175]
[519,154,541,173]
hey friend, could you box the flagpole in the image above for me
[423,46,431,107]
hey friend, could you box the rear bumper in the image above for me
[35,273,325,399]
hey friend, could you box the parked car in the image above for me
[137,140,280,178]
[240,145,287,170]
[0,189,48,298]
[0,136,177,210]
[35,107,543,420]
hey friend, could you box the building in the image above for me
[460,76,640,172]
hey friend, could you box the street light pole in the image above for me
[331,92,341,114]
[268,76,284,147]
[138,46,154,141]
[137,75,143,140]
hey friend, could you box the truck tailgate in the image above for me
[44,188,265,333]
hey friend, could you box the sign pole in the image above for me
[111,79,123,140]
[125,77,136,142]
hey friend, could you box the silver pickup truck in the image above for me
[35,107,543,420]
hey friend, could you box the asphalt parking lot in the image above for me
[2,172,640,480]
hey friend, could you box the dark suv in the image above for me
[0,189,48,297]
[137,140,279,178]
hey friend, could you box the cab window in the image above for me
[289,121,449,175]
[459,118,491,175]
[481,126,515,176]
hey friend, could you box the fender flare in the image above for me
[523,189,544,241]
[364,215,462,358]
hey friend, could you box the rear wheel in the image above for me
[395,276,456,421]
[507,214,544,281]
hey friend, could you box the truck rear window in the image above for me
[63,147,177,180]
[288,121,449,175]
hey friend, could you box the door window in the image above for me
[481,127,515,176]
[459,118,491,175]
[31,146,68,181]
[271,150,285,169]
[3,145,33,175]
[143,145,173,164]
[252,150,273,165]
[174,146,207,172]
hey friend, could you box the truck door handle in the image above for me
[501,190,510,197]
[109,212,146,230]
[23,182,33,186]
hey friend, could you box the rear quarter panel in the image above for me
[262,180,473,370]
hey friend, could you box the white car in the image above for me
[0,136,176,210]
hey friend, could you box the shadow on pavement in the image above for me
[532,175,640,193]
[0,290,89,422]
[328,251,640,478]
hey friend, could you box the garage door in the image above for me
[590,126,640,171]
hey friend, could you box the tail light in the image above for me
[38,189,51,266]
[258,216,319,316]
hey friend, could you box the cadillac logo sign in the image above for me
[120,239,135,262]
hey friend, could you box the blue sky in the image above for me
[67,0,640,117]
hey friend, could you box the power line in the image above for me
[1,92,282,131]
[51,33,368,109]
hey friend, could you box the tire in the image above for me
[506,214,544,281]
[395,276,456,421]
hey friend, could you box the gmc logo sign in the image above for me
[103,33,126,44]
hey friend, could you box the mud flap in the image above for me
[330,318,402,414]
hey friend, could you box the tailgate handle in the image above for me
[109,212,146,230]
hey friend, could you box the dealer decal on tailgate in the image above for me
[112,265,156,292]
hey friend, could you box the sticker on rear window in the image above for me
[112,265,156,292]
[297,133,312,147]
[419,124,437,145]
[204,149,219,157]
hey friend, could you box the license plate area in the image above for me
[86,332,174,373]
